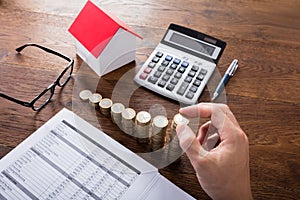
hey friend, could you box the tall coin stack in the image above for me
[111,103,125,126]
[99,98,113,117]
[168,113,189,162]
[121,108,136,136]
[88,93,102,110]
[135,111,151,144]
[151,115,168,151]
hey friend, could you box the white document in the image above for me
[0,108,195,200]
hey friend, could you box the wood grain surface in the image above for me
[0,0,299,199]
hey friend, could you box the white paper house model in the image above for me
[68,0,142,76]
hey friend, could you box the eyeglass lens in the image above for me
[58,64,73,87]
[33,88,54,111]
[33,62,73,111]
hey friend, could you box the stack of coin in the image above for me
[121,108,136,136]
[88,93,102,109]
[111,103,125,126]
[171,113,190,130]
[79,90,92,101]
[168,113,189,162]
[99,98,113,117]
[135,111,151,144]
[151,115,168,151]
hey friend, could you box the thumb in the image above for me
[176,124,207,164]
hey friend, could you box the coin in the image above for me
[153,115,168,129]
[99,98,113,108]
[79,90,92,101]
[167,113,189,162]
[111,103,125,114]
[122,108,136,120]
[136,111,151,143]
[151,115,168,150]
[88,93,102,108]
[136,111,151,125]
[172,113,189,128]
[111,103,125,125]
[121,108,136,136]
[99,98,113,117]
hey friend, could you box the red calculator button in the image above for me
[139,73,148,80]
[144,67,152,74]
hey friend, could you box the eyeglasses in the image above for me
[0,43,74,111]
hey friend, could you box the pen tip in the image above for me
[212,93,218,101]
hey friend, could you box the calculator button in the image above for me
[156,51,163,58]
[162,75,171,81]
[170,64,178,69]
[166,84,175,91]
[144,67,152,74]
[181,61,189,68]
[188,70,196,77]
[193,80,201,87]
[186,91,195,99]
[152,57,160,63]
[148,76,158,84]
[178,67,186,73]
[177,82,189,95]
[173,58,181,65]
[174,72,182,79]
[184,76,192,83]
[192,65,199,72]
[158,80,167,87]
[196,73,205,81]
[139,73,148,80]
[170,78,179,85]
[200,68,208,75]
[154,71,162,78]
[148,62,156,68]
[189,86,198,93]
[161,60,169,66]
[166,69,174,75]
[158,66,166,72]
[165,55,173,61]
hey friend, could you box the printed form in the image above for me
[0,108,195,200]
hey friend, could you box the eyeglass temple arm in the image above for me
[16,43,73,63]
[0,92,31,107]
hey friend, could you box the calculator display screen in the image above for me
[169,32,215,56]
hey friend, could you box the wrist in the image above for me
[211,178,252,200]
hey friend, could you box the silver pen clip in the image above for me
[228,59,238,76]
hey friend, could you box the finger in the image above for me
[180,103,240,133]
[176,124,208,166]
[203,103,241,128]
[179,103,225,130]
[198,121,211,144]
[180,102,225,118]
[179,103,209,118]
[198,121,221,151]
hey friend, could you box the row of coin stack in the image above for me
[79,89,190,162]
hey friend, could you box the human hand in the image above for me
[176,103,252,200]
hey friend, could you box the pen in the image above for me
[212,59,238,101]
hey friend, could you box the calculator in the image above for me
[134,24,226,105]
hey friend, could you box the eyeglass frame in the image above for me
[0,43,74,111]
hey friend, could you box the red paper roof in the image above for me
[68,0,142,58]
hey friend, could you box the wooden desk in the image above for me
[0,0,299,199]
